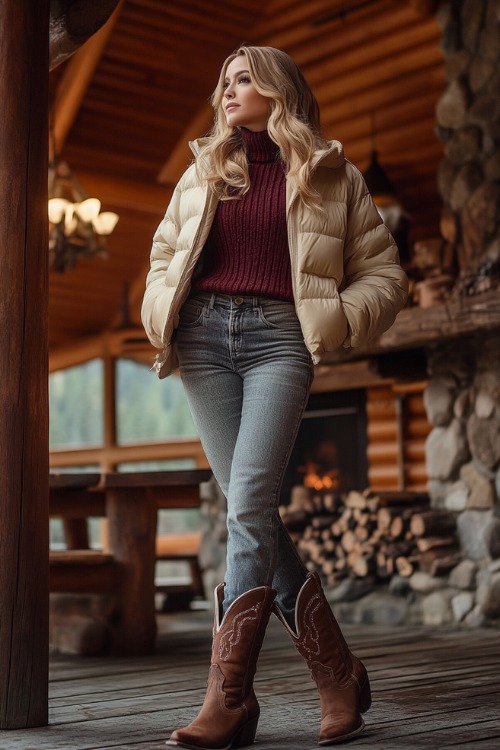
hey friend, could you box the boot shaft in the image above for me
[212,584,276,705]
[298,573,351,666]
[277,572,353,684]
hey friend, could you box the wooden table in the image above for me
[49,469,212,655]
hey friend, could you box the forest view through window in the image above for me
[116,359,197,443]
[49,358,197,449]
[49,359,104,449]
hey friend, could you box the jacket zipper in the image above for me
[286,183,318,364]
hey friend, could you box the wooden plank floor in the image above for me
[2,611,500,750]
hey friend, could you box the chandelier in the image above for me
[48,158,119,272]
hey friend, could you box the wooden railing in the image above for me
[49,437,209,472]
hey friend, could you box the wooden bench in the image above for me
[49,469,211,655]
[156,531,205,609]
[49,549,116,593]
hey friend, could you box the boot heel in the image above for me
[359,673,372,714]
[232,714,259,748]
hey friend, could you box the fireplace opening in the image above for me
[281,389,369,505]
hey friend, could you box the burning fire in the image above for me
[301,461,340,492]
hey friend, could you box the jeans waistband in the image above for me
[212,293,258,310]
[191,292,293,310]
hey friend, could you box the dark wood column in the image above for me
[0,0,50,729]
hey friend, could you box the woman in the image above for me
[142,46,408,749]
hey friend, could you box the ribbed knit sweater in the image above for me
[193,127,293,301]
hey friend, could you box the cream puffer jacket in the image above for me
[141,138,408,379]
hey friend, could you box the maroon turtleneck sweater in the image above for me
[193,127,294,301]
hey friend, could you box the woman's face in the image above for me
[222,55,270,132]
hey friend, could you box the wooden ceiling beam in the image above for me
[258,0,441,30]
[313,37,442,102]
[123,2,253,38]
[263,5,419,65]
[62,143,157,180]
[326,89,441,146]
[301,19,441,88]
[339,115,438,163]
[50,1,123,159]
[157,103,213,186]
[407,0,443,16]
[319,63,443,125]
[253,0,367,36]
[68,169,168,215]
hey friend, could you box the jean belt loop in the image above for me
[252,296,258,310]
[208,293,216,310]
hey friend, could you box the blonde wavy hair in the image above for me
[196,46,329,210]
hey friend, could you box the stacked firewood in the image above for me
[279,487,460,586]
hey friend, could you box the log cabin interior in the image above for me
[1,0,499,730]
[43,0,500,622]
[47,0,500,570]
[49,0,447,478]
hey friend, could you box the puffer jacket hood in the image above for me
[141,138,408,378]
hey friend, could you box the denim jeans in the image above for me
[176,292,314,628]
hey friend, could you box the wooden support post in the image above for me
[0,0,49,730]
[103,352,118,472]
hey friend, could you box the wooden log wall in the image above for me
[366,382,430,491]
[366,385,399,489]
[0,0,49,730]
[397,382,430,488]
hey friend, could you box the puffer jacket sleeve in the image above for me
[141,176,184,349]
[339,163,409,348]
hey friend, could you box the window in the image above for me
[49,359,104,448]
[116,359,197,443]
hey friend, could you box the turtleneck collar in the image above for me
[240,127,280,164]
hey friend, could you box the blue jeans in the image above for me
[176,292,314,627]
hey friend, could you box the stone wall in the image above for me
[410,0,500,626]
[421,333,500,625]
[435,0,500,291]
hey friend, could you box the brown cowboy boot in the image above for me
[274,571,371,745]
[166,584,276,750]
